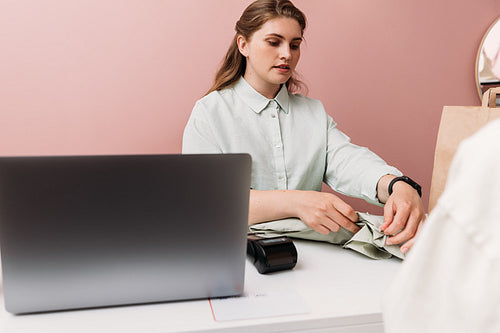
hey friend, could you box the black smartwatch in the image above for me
[388,176,422,197]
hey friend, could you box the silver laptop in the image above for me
[0,153,251,314]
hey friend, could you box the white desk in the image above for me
[0,240,401,333]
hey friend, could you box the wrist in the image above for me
[388,176,422,197]
[376,174,397,203]
[284,189,302,217]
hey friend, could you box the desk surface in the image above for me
[0,240,401,333]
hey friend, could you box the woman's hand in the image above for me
[379,178,425,253]
[293,191,360,234]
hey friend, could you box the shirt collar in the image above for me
[233,77,290,114]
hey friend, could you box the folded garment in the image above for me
[248,212,405,260]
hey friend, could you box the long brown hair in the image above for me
[206,0,307,95]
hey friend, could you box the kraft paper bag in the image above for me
[429,88,500,211]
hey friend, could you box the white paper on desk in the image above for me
[209,290,309,321]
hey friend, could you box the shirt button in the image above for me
[271,114,276,118]
[279,177,284,181]
[275,144,281,148]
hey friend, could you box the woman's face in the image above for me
[238,17,302,98]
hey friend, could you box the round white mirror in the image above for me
[476,17,500,105]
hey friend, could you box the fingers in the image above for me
[308,222,335,235]
[382,197,425,246]
[326,208,360,233]
[399,218,425,253]
[381,181,425,247]
[306,208,356,235]
[381,201,395,232]
[385,210,418,245]
[299,192,359,234]
[383,200,411,236]
[400,236,415,254]
[323,195,359,233]
[333,198,359,223]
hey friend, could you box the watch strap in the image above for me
[388,176,422,197]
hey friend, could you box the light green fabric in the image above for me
[248,212,405,260]
[183,77,402,205]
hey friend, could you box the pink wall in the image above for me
[1,0,499,212]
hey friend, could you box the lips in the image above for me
[274,64,290,70]
[274,64,291,73]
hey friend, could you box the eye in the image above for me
[267,39,280,47]
[291,43,300,50]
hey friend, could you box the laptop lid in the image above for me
[0,153,251,314]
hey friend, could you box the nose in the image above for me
[280,44,291,60]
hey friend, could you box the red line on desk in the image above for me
[208,298,217,321]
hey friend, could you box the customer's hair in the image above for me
[206,0,307,95]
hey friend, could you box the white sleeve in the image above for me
[383,119,500,332]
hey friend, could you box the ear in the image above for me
[237,35,249,57]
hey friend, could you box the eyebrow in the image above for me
[265,33,303,42]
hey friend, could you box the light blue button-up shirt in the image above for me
[182,77,401,205]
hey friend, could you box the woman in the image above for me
[183,0,424,252]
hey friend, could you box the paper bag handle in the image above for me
[481,87,500,108]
